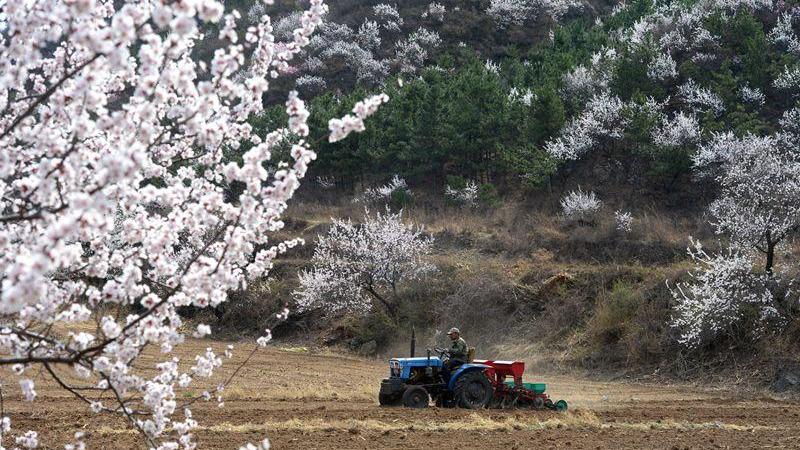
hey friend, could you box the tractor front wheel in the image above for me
[454,371,493,409]
[401,386,429,408]
[379,393,400,406]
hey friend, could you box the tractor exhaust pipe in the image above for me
[410,326,416,358]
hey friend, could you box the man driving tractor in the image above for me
[442,327,467,379]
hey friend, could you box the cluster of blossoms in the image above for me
[373,3,404,33]
[484,59,501,75]
[509,87,536,106]
[316,175,337,190]
[293,20,388,87]
[562,48,617,100]
[647,52,678,81]
[774,65,800,94]
[487,0,580,28]
[329,94,390,142]
[278,4,441,87]
[575,0,800,347]
[295,209,434,317]
[670,240,778,348]
[0,0,386,447]
[739,85,766,106]
[769,12,800,56]
[395,29,443,74]
[444,180,480,206]
[678,80,725,116]
[354,174,411,204]
[614,210,633,233]
[546,0,795,164]
[560,188,603,225]
[295,74,327,93]
[652,112,701,147]
[546,93,626,160]
[423,2,447,21]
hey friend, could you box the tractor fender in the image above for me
[447,364,490,391]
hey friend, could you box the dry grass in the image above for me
[92,409,781,436]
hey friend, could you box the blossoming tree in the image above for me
[295,209,434,319]
[693,129,800,275]
[0,0,387,447]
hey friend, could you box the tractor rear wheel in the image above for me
[401,386,429,408]
[454,371,493,409]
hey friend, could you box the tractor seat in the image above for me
[467,347,475,363]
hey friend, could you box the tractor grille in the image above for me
[389,360,401,378]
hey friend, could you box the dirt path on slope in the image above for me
[3,341,799,449]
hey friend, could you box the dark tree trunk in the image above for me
[766,240,776,275]
[364,284,398,319]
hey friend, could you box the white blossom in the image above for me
[678,80,725,116]
[739,85,765,106]
[444,181,479,206]
[485,59,501,75]
[328,94,390,143]
[614,210,633,232]
[562,48,617,99]
[15,430,38,449]
[560,188,602,224]
[694,132,800,265]
[426,3,446,21]
[774,65,800,94]
[354,175,410,203]
[670,240,775,348]
[394,29,441,74]
[295,75,327,92]
[652,112,701,147]
[487,0,579,28]
[769,13,800,56]
[546,93,626,160]
[373,4,403,33]
[509,87,535,106]
[647,52,678,81]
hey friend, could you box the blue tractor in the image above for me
[378,347,494,409]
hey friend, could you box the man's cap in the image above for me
[447,327,460,335]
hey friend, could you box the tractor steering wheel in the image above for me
[433,347,449,359]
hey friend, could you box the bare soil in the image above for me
[4,340,799,449]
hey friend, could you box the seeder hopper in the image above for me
[478,359,568,411]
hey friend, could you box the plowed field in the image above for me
[4,340,799,449]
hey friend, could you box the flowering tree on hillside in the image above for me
[544,0,797,166]
[270,4,441,91]
[670,240,778,348]
[693,130,800,274]
[671,111,800,347]
[487,0,580,28]
[0,0,387,447]
[295,209,434,319]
